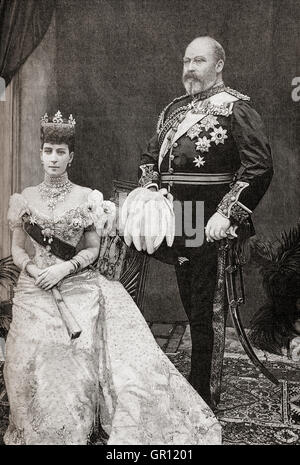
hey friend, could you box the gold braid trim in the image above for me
[210,241,228,408]
[224,86,250,101]
[217,181,252,224]
[156,94,188,134]
[138,163,160,188]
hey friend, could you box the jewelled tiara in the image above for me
[41,110,76,129]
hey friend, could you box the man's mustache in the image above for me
[183,72,201,82]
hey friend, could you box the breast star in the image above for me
[193,155,206,168]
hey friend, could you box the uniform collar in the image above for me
[192,82,225,101]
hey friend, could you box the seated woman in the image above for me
[4,111,221,445]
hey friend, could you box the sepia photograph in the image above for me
[0,0,299,449]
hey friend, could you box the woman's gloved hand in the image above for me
[35,262,71,291]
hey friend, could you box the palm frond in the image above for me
[0,300,12,338]
[249,303,291,355]
[249,222,300,354]
[0,256,19,288]
[277,225,300,260]
[250,223,300,293]
[0,314,11,332]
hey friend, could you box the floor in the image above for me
[168,325,300,445]
[1,325,300,445]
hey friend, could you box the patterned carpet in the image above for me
[168,352,300,445]
[1,327,300,445]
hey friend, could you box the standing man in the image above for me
[138,36,273,407]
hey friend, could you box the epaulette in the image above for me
[224,86,250,101]
[156,94,188,134]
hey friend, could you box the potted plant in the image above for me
[249,222,300,357]
[0,256,19,339]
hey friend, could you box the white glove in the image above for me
[121,188,147,250]
[162,193,175,247]
[121,187,154,230]
[226,225,238,239]
[121,187,175,254]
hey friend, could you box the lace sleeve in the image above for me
[86,190,116,237]
[7,193,30,230]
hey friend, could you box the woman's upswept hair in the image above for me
[40,111,76,152]
[40,124,75,153]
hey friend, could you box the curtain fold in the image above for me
[0,0,55,86]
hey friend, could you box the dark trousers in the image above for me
[175,242,219,406]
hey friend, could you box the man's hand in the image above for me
[205,212,231,242]
[35,262,71,291]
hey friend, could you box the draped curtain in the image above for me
[0,0,56,86]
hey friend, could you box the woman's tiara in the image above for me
[41,111,76,128]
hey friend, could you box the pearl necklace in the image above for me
[38,172,73,211]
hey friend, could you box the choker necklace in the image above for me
[38,172,73,211]
[192,82,225,101]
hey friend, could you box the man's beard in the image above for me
[182,72,215,96]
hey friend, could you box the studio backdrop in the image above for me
[1,0,299,324]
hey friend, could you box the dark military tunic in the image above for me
[140,85,273,243]
[139,84,273,405]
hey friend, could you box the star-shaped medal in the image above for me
[195,136,211,153]
[200,115,219,131]
[210,126,228,145]
[193,155,206,168]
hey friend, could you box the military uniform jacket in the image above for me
[139,84,273,249]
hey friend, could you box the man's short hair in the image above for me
[190,36,226,64]
[211,38,226,64]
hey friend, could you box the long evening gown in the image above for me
[4,190,221,445]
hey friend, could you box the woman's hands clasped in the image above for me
[35,262,71,291]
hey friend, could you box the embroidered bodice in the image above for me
[7,189,116,268]
[28,205,94,246]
